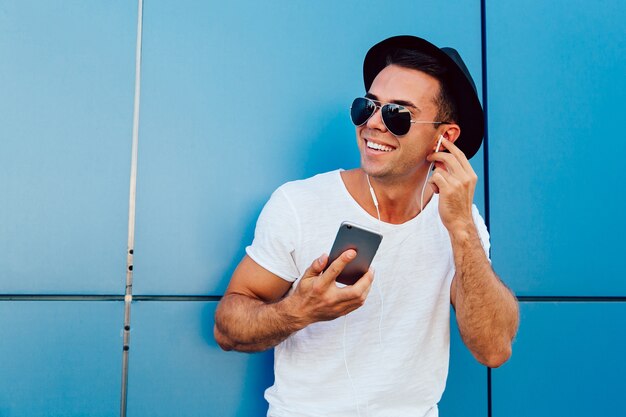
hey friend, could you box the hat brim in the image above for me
[363,35,484,160]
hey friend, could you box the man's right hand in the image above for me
[287,249,374,326]
[214,251,373,352]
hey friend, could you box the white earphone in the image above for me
[419,135,444,211]
[435,134,444,153]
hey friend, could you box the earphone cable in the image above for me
[343,315,362,417]
[420,135,444,212]
[366,174,385,347]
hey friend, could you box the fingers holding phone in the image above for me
[322,249,374,300]
[290,253,371,324]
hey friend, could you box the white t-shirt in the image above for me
[246,170,490,417]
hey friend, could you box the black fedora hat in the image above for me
[363,35,484,159]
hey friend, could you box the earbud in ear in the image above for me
[435,135,444,152]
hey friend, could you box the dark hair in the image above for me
[385,48,458,125]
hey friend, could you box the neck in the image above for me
[343,168,434,225]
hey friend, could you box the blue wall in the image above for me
[1,0,624,416]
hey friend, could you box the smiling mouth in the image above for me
[366,139,395,152]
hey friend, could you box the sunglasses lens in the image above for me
[350,98,375,126]
[382,104,411,136]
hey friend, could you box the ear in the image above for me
[442,124,461,143]
[433,124,461,149]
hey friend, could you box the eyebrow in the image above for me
[365,92,421,113]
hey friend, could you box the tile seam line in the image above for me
[120,0,144,416]
[2,295,624,301]
[517,296,626,302]
[479,0,491,416]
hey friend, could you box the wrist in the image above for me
[280,292,311,330]
[448,220,478,244]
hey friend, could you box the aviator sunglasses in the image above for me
[350,97,448,137]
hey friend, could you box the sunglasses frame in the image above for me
[351,97,449,137]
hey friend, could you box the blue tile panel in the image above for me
[0,301,123,416]
[126,301,273,417]
[486,0,626,296]
[492,302,626,416]
[0,2,136,294]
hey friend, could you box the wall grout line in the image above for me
[480,0,491,234]
[487,366,492,417]
[130,293,219,301]
[0,295,124,301]
[517,296,626,302]
[1,294,625,302]
[1,294,624,302]
[120,0,144,416]
[479,0,492,415]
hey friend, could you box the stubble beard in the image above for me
[362,152,430,186]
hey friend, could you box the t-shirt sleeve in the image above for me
[472,205,491,260]
[246,186,301,282]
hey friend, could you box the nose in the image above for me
[366,105,387,132]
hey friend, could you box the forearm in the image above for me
[451,223,519,368]
[213,293,306,353]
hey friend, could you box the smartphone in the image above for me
[326,221,383,285]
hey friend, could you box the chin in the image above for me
[362,163,392,179]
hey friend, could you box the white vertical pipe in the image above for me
[121,0,143,415]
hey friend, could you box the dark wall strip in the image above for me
[133,295,222,302]
[0,295,223,302]
[480,1,492,417]
[0,294,124,301]
[5,295,623,303]
[487,367,492,417]
[518,296,626,302]
[0,294,224,302]
[480,0,491,233]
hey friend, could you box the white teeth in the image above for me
[367,140,393,152]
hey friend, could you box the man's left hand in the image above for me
[426,138,477,233]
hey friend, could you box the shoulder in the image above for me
[276,170,343,201]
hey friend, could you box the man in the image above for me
[214,35,519,417]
